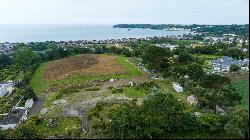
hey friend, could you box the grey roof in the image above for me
[211,56,246,67]
[0,108,26,125]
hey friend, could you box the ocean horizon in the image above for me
[0,24,189,43]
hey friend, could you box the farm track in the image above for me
[28,95,45,116]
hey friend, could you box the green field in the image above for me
[119,87,147,98]
[233,80,249,108]
[35,117,81,138]
[30,63,47,96]
[30,55,143,96]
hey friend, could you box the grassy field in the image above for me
[30,63,47,96]
[35,117,81,138]
[118,87,147,98]
[233,80,249,108]
[30,54,142,95]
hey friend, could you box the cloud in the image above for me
[0,0,248,24]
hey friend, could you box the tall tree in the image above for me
[198,74,242,113]
[142,45,173,72]
[177,52,193,63]
[187,63,204,81]
[225,107,249,138]
[12,43,36,69]
[0,54,12,69]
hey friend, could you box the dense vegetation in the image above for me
[113,24,249,38]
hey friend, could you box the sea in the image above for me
[0,24,190,43]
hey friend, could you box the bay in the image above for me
[0,24,189,43]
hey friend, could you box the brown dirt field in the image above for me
[43,54,126,82]
[223,71,249,83]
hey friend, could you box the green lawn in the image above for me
[233,80,249,108]
[30,55,143,96]
[30,63,47,96]
[121,87,147,98]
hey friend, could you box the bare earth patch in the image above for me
[223,71,249,83]
[43,54,126,82]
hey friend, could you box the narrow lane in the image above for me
[28,95,45,116]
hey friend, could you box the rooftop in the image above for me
[0,107,27,125]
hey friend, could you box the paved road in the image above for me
[79,110,89,133]
[28,95,45,116]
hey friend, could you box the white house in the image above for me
[172,82,183,93]
[0,82,14,97]
[210,56,249,72]
[0,107,28,130]
[0,84,7,97]
[24,99,34,109]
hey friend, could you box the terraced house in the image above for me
[210,56,249,72]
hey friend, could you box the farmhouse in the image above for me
[0,82,14,97]
[0,107,28,130]
[210,56,249,72]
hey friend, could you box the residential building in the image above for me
[0,107,28,130]
[210,56,249,72]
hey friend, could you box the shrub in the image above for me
[229,64,240,72]
[90,116,104,129]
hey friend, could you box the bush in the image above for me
[229,64,240,72]
[90,116,104,129]
[135,81,159,90]
[65,126,79,138]
[198,113,225,133]
[9,123,41,139]
[95,101,107,111]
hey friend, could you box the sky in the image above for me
[0,0,249,25]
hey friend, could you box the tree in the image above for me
[0,54,12,69]
[197,83,242,113]
[199,74,230,89]
[198,113,225,133]
[229,64,240,72]
[198,74,241,113]
[106,91,185,139]
[0,130,6,139]
[9,123,41,139]
[225,48,244,60]
[105,103,144,139]
[170,65,187,81]
[187,63,204,81]
[12,43,36,69]
[219,84,242,107]
[177,52,193,63]
[225,107,249,138]
[142,45,173,72]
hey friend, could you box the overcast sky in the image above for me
[0,0,249,25]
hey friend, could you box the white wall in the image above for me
[0,124,17,130]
